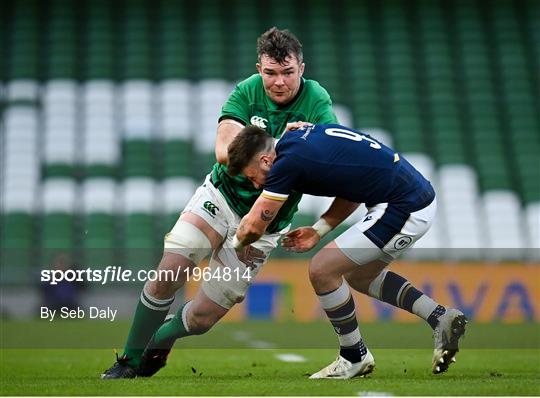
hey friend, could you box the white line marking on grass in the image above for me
[249,340,276,348]
[275,353,307,362]
[232,331,251,340]
[231,331,276,349]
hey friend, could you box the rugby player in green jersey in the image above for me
[102,27,338,379]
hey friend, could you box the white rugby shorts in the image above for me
[167,174,286,309]
[335,198,437,265]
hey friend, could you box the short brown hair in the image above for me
[227,126,274,176]
[257,27,303,64]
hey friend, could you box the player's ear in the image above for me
[261,154,272,169]
[256,63,262,75]
[298,62,305,76]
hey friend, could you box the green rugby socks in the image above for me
[153,301,193,345]
[122,285,175,366]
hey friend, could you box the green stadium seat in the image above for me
[162,140,193,178]
[41,179,77,251]
[42,213,75,250]
[1,215,35,283]
[122,178,160,269]
[123,213,159,270]
[82,178,117,265]
[123,140,154,178]
[161,177,196,235]
[1,212,35,272]
[2,0,538,262]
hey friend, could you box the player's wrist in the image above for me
[312,218,333,238]
[232,235,244,250]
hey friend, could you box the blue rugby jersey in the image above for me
[262,124,435,212]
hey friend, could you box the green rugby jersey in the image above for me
[211,74,338,233]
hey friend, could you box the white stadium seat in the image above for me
[82,178,117,214]
[82,81,119,166]
[122,178,157,214]
[438,164,485,259]
[2,107,40,213]
[159,80,192,140]
[7,80,39,101]
[334,104,353,128]
[195,80,233,153]
[2,187,37,213]
[42,178,77,213]
[162,177,197,213]
[121,80,154,139]
[43,82,78,165]
[43,80,77,103]
[482,191,526,260]
[524,202,540,260]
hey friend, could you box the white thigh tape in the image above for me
[164,221,212,265]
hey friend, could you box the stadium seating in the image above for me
[82,178,118,266]
[1,0,538,272]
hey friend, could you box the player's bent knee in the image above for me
[186,312,218,335]
[309,253,335,285]
[145,278,179,300]
[164,220,212,266]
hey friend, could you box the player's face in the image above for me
[257,54,305,106]
[243,155,273,189]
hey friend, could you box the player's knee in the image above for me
[145,278,177,300]
[309,252,333,286]
[144,253,191,299]
[186,311,217,335]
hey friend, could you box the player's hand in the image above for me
[284,121,313,132]
[236,245,266,270]
[281,227,320,253]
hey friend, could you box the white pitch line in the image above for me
[275,353,307,363]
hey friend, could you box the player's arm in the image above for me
[215,119,245,164]
[320,197,360,228]
[233,195,285,249]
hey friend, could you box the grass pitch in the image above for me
[1,321,539,396]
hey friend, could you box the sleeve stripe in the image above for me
[262,190,289,201]
[218,116,247,127]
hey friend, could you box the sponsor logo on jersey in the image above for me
[363,215,373,222]
[202,201,219,217]
[393,235,413,250]
[250,116,268,129]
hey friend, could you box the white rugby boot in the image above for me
[432,308,468,374]
[309,350,375,379]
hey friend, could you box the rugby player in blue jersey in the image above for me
[227,122,467,379]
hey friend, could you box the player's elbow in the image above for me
[215,148,228,165]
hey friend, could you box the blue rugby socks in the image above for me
[317,281,368,363]
[368,270,446,329]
